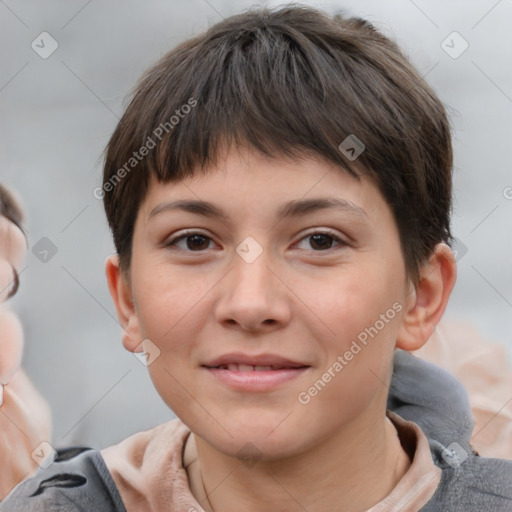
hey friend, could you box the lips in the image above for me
[203,353,308,370]
[202,353,310,391]
[214,364,294,371]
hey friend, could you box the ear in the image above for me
[396,243,457,351]
[105,254,143,353]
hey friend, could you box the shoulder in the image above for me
[389,351,512,511]
[0,419,189,512]
[422,448,512,511]
[0,446,126,512]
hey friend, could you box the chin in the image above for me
[192,411,311,462]
[214,431,305,463]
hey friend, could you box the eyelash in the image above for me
[164,229,348,253]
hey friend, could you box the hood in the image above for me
[388,349,474,454]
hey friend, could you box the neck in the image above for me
[192,412,411,512]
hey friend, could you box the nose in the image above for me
[214,249,291,333]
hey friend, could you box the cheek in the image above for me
[307,263,401,347]
[132,266,219,414]
[133,262,213,340]
[303,262,403,394]
[294,277,401,428]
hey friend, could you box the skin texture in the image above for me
[106,144,456,512]
[0,214,52,500]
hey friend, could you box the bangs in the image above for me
[126,18,378,186]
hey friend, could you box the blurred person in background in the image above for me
[0,184,52,500]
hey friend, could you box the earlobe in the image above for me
[105,255,142,353]
[396,243,457,352]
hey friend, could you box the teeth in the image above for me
[218,364,278,371]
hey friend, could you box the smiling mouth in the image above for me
[203,363,310,391]
[207,364,309,371]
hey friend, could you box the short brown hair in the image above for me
[102,3,453,282]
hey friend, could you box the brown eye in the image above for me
[165,232,214,252]
[295,231,346,251]
[185,235,211,251]
[309,234,335,250]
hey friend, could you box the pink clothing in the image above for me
[101,412,441,512]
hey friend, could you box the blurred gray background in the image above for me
[1,0,511,449]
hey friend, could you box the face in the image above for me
[118,145,415,460]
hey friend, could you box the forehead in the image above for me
[139,146,386,224]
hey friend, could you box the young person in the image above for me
[0,185,52,500]
[1,4,511,511]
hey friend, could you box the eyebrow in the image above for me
[148,197,368,222]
